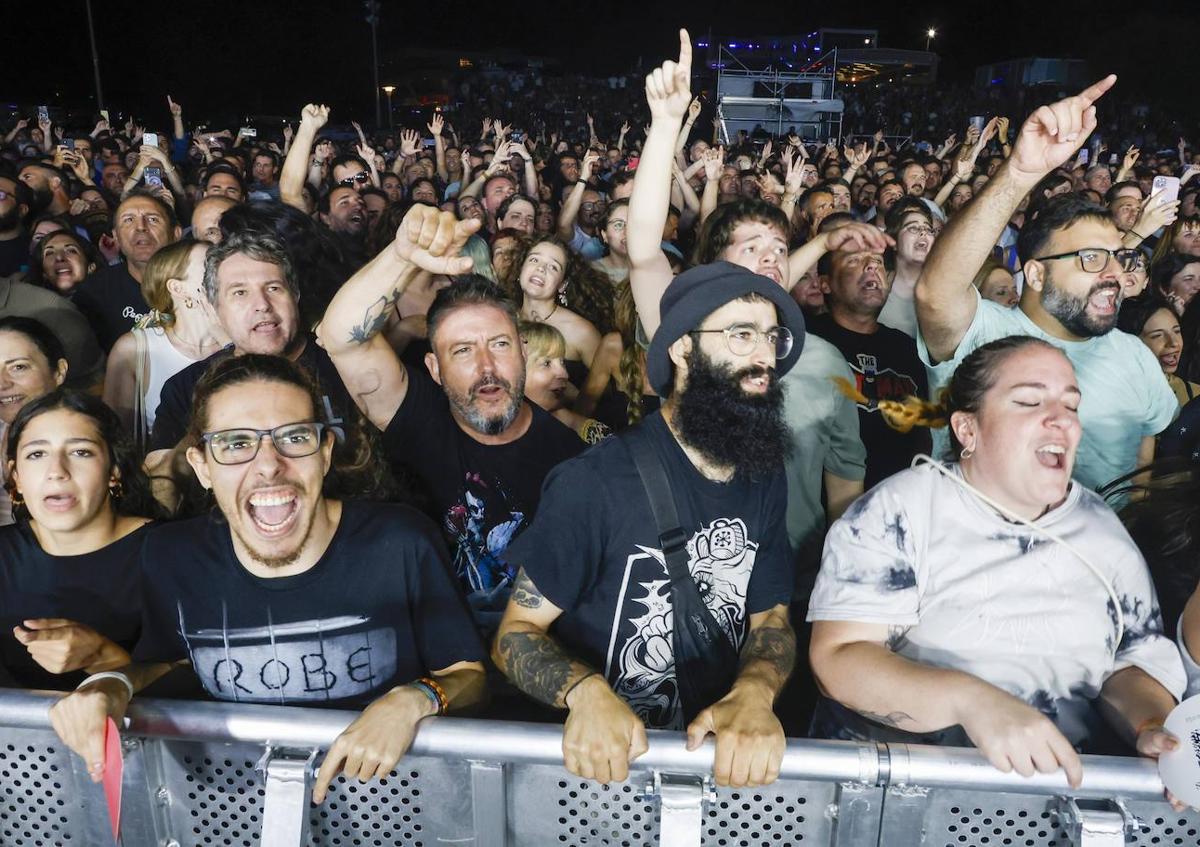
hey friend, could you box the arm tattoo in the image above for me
[739,619,797,685]
[858,709,915,728]
[496,631,574,707]
[511,569,545,609]
[348,293,401,344]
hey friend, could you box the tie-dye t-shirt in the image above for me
[807,463,1185,748]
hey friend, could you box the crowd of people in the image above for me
[4,27,1200,805]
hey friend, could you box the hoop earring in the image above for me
[960,447,974,461]
[183,296,196,310]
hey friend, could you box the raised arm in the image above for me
[429,113,449,183]
[556,150,599,240]
[281,104,329,212]
[933,120,995,211]
[674,96,702,166]
[628,29,693,338]
[915,76,1117,362]
[699,145,724,224]
[317,206,478,429]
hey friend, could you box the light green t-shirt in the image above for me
[916,289,1178,491]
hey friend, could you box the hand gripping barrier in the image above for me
[0,690,1197,846]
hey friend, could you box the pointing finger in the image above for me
[1077,74,1117,107]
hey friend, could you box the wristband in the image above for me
[1134,717,1165,738]
[78,671,134,701]
[563,671,600,707]
[412,676,448,715]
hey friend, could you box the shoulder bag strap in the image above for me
[623,425,693,588]
[132,327,149,453]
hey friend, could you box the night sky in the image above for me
[7,1,1199,126]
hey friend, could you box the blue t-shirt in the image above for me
[917,289,1178,490]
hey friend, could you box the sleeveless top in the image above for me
[141,326,198,431]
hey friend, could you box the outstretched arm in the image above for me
[281,104,329,211]
[628,29,693,338]
[916,76,1116,362]
[317,207,479,429]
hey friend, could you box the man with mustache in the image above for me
[916,76,1178,489]
[493,260,804,788]
[811,242,932,487]
[318,206,583,626]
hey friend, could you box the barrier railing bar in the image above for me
[0,690,1169,802]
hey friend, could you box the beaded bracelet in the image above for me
[412,677,448,715]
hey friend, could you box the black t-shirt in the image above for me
[0,233,30,277]
[133,500,485,708]
[381,364,584,611]
[806,313,932,488]
[504,412,794,730]
[149,336,354,451]
[0,521,149,690]
[73,262,149,352]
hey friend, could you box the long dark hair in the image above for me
[5,389,164,521]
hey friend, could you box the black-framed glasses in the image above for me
[1033,247,1142,273]
[339,171,370,186]
[201,422,328,465]
[690,324,794,359]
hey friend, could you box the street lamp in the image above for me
[382,85,395,129]
[925,27,937,52]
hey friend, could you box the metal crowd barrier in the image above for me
[1,690,1197,846]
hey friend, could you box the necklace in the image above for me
[529,301,558,322]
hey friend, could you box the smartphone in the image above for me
[422,138,436,148]
[241,127,257,137]
[143,132,159,147]
[511,130,524,143]
[1109,153,1119,165]
[1153,175,1181,207]
[144,166,163,188]
[100,109,109,122]
[1077,148,1089,165]
[968,116,986,133]
[63,138,75,150]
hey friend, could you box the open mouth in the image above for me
[760,267,783,285]
[1034,443,1067,471]
[252,319,280,334]
[246,489,300,536]
[42,493,78,512]
[1088,287,1119,315]
[741,372,771,392]
[0,394,25,406]
[1161,352,1180,370]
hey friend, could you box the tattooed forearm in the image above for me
[738,616,797,691]
[511,568,545,609]
[858,709,915,728]
[348,292,402,344]
[495,630,584,708]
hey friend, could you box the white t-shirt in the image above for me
[808,463,1185,746]
[1177,618,1200,699]
[917,288,1178,491]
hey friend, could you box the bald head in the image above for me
[192,196,237,244]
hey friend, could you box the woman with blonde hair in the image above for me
[102,239,229,448]
[518,321,610,444]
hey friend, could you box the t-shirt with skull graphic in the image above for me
[504,411,794,730]
[381,363,584,631]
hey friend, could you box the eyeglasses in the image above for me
[690,323,794,359]
[339,171,370,186]
[581,201,606,211]
[201,422,328,465]
[1033,247,1142,273]
[900,223,935,237]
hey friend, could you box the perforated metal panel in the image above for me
[937,798,1066,846]
[704,782,838,845]
[508,765,660,845]
[167,742,265,847]
[1123,803,1200,845]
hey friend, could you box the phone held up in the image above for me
[1153,175,1181,207]
[144,167,163,188]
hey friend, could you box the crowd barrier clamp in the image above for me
[1,689,1197,846]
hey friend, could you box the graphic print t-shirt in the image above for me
[132,501,484,708]
[505,412,794,730]
[381,364,583,610]
[807,464,1185,748]
[807,314,931,487]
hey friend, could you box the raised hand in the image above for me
[645,29,693,122]
[283,123,294,143]
[687,96,702,121]
[1123,145,1140,171]
[300,104,331,132]
[351,120,367,145]
[1010,75,1117,181]
[392,205,480,274]
[619,120,631,135]
[167,95,182,117]
[825,222,895,254]
[427,112,444,137]
[996,116,1010,141]
[494,120,511,141]
[481,117,493,137]
[845,141,870,168]
[356,142,377,165]
[399,129,420,158]
[702,145,725,182]
[580,149,601,182]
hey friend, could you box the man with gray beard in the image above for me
[319,206,582,626]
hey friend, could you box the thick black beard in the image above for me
[672,346,791,479]
[1041,270,1120,338]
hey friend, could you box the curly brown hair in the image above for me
[611,278,647,425]
[499,234,615,333]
